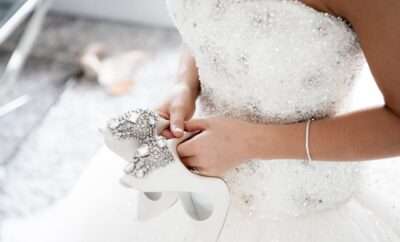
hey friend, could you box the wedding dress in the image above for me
[3,0,400,241]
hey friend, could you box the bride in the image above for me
[3,0,400,241]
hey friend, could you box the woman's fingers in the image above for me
[169,105,185,137]
[177,138,196,157]
[161,129,175,139]
[156,106,209,140]
[184,118,209,132]
[154,107,173,138]
[157,109,169,119]
[185,165,219,177]
[181,156,201,168]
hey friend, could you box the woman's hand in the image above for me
[177,117,273,177]
[156,83,199,138]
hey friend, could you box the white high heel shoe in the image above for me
[102,109,231,242]
[99,109,179,221]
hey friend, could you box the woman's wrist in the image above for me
[252,122,305,161]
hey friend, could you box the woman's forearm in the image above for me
[261,105,400,162]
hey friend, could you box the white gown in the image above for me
[3,0,400,241]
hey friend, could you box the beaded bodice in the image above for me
[166,0,365,219]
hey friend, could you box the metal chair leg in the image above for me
[0,0,53,117]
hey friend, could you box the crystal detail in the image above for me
[107,119,120,129]
[137,145,150,157]
[107,109,159,141]
[106,108,177,179]
[128,112,140,123]
[125,136,175,179]
[148,116,156,125]
[156,137,167,148]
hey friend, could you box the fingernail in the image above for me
[171,122,179,130]
[171,124,182,134]
[174,127,183,134]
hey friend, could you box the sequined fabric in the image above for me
[167,0,365,219]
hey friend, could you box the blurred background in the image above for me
[0,0,388,240]
[0,0,182,235]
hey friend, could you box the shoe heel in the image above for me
[136,192,178,221]
[178,180,230,242]
[120,131,231,242]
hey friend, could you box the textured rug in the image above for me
[0,13,180,231]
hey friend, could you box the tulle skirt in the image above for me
[2,147,400,242]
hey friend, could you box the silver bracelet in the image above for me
[305,118,315,164]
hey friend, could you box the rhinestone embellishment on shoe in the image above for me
[124,136,175,178]
[107,109,175,179]
[107,109,158,142]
